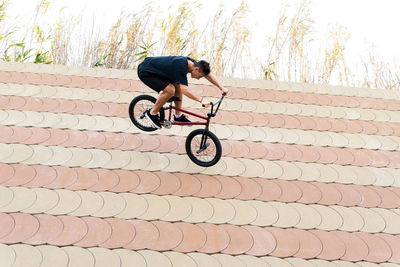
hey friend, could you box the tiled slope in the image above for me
[1,61,400,267]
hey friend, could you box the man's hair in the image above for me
[194,60,211,75]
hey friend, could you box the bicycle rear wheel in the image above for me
[185,129,222,167]
[128,94,164,132]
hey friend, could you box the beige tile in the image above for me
[42,146,72,166]
[161,195,192,222]
[300,105,317,116]
[138,250,172,267]
[317,164,339,183]
[183,197,214,223]
[206,197,235,224]
[227,199,257,225]
[92,116,114,131]
[82,149,112,169]
[357,108,376,121]
[0,244,15,267]
[17,111,43,127]
[314,105,332,118]
[87,247,121,267]
[257,160,283,179]
[270,202,300,228]
[261,256,293,267]
[54,113,79,129]
[236,255,269,267]
[332,260,360,267]
[22,145,53,165]
[289,203,322,229]
[0,143,13,161]
[276,161,302,180]
[263,128,283,143]
[228,125,250,140]
[187,252,221,267]
[113,249,146,267]
[162,153,189,173]
[343,107,361,120]
[312,131,333,147]
[180,157,207,174]
[2,144,33,164]
[222,99,242,111]
[221,157,246,177]
[0,186,13,209]
[374,109,391,122]
[0,110,9,123]
[268,102,287,115]
[163,251,197,267]
[369,167,395,187]
[361,135,382,150]
[110,117,132,133]
[295,162,321,182]
[116,193,148,219]
[334,165,358,184]
[124,151,150,171]
[37,245,68,267]
[254,101,272,113]
[143,152,170,172]
[137,194,170,220]
[380,136,399,151]
[210,124,233,139]
[103,150,131,170]
[46,189,81,215]
[310,204,343,231]
[36,112,61,128]
[344,133,366,149]
[22,188,59,214]
[0,187,36,212]
[309,259,339,267]
[329,107,347,119]
[285,257,315,267]
[202,159,227,176]
[237,158,264,178]
[372,208,400,234]
[11,244,42,267]
[277,128,300,144]
[327,132,349,147]
[248,200,279,226]
[64,147,93,167]
[72,115,97,131]
[351,207,385,233]
[295,130,316,145]
[331,205,364,232]
[353,167,376,186]
[212,254,246,267]
[246,126,267,141]
[92,192,126,218]
[237,99,257,112]
[69,191,104,217]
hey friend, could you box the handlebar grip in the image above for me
[202,104,205,107]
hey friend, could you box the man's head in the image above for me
[191,60,210,79]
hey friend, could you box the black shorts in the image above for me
[137,68,171,93]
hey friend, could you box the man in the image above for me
[137,56,229,128]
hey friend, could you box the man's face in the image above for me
[191,67,206,79]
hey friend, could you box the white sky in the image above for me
[5,0,400,78]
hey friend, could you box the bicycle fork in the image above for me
[197,131,210,154]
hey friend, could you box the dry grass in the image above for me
[0,0,399,90]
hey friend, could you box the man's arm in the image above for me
[205,73,229,94]
[179,84,209,107]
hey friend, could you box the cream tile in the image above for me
[314,105,332,118]
[69,191,104,217]
[54,113,79,129]
[239,100,257,112]
[334,165,358,184]
[228,125,250,140]
[36,112,61,128]
[111,117,132,133]
[295,130,316,145]
[227,199,258,225]
[285,103,302,115]
[180,157,206,174]
[37,245,68,267]
[161,195,192,222]
[311,204,343,231]
[289,203,322,229]
[72,115,97,131]
[138,250,172,267]
[369,167,395,187]
[295,162,321,182]
[253,101,272,113]
[212,254,246,267]
[248,200,279,226]
[0,186,14,209]
[237,158,264,178]
[42,146,72,166]
[163,251,197,267]
[268,102,287,115]
[46,189,81,215]
[309,259,339,267]
[3,144,34,164]
[344,133,366,149]
[142,152,170,172]
[206,198,235,224]
[0,187,36,212]
[11,244,42,267]
[353,167,377,186]
[357,108,376,121]
[55,87,74,99]
[350,207,385,233]
[36,85,57,98]
[222,99,242,111]
[278,128,300,144]
[276,161,302,180]
[100,90,121,102]
[17,111,44,126]
[327,132,349,147]
[246,126,266,141]
[372,208,400,234]
[261,256,293,267]
[329,107,347,119]
[332,260,360,267]
[263,127,283,143]
[92,192,126,218]
[22,145,53,165]
[361,135,382,150]
[162,154,189,173]
[115,193,148,219]
[300,105,317,116]
[257,160,283,179]
[64,147,93,167]
[114,249,146,267]
[187,252,221,267]
[317,164,339,183]
[124,151,150,171]
[0,143,13,161]
[87,247,121,267]
[343,107,361,120]
[92,116,114,131]
[103,150,131,169]
[0,110,9,123]
[210,124,233,139]
[312,131,333,147]
[182,197,214,223]
[22,188,59,214]
[2,110,26,126]
[82,149,112,168]
[82,89,104,101]
[0,244,15,267]
[285,258,315,267]
[379,136,399,151]
[137,194,170,220]
[221,157,246,177]
[270,201,301,228]
[374,109,391,122]
[236,255,269,267]
[331,205,364,232]
[18,84,41,97]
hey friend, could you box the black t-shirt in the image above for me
[138,56,196,86]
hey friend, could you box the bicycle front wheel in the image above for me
[128,94,164,132]
[185,129,222,167]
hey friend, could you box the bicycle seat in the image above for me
[167,96,181,102]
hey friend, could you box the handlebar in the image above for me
[203,93,226,117]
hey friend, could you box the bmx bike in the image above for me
[128,93,226,167]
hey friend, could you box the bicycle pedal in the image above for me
[161,120,172,129]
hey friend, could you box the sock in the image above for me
[174,114,183,118]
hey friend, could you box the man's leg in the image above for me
[173,83,183,116]
[150,84,175,115]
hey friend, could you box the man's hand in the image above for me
[201,98,210,108]
[221,87,229,95]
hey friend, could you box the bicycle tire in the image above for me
[128,94,165,132]
[185,128,222,167]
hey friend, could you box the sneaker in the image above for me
[173,114,191,123]
[145,109,162,129]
